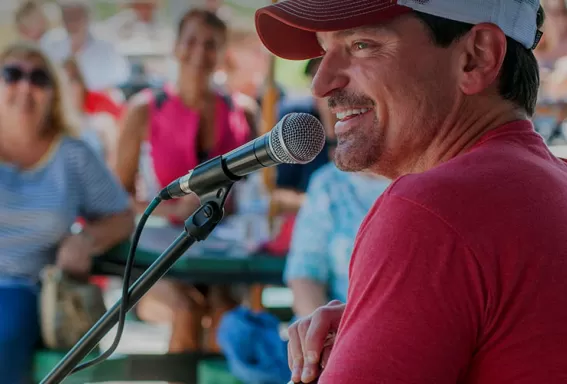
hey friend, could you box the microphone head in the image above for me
[269,113,326,164]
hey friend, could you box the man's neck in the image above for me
[403,100,528,177]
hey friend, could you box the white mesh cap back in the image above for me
[398,0,541,50]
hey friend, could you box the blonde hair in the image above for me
[0,41,80,137]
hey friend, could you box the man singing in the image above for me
[254,0,567,383]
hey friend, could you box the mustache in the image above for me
[328,91,374,109]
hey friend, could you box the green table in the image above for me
[92,224,286,285]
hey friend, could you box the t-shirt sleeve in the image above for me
[283,170,333,284]
[74,141,130,220]
[322,193,485,383]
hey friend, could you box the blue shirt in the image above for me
[284,163,390,303]
[275,96,330,192]
[0,136,129,283]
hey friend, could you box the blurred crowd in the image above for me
[534,0,567,143]
[0,1,390,382]
[1,0,567,382]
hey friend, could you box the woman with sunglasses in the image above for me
[0,42,134,383]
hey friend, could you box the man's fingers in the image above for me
[287,302,344,383]
[301,364,321,383]
[320,345,333,369]
[288,320,305,383]
[297,318,310,357]
[299,304,343,383]
[296,319,320,381]
[303,304,343,361]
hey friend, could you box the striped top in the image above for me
[0,136,129,283]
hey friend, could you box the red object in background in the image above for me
[90,276,109,290]
[84,91,124,120]
[260,214,296,257]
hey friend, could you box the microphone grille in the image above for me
[270,113,326,164]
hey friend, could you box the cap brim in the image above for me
[255,0,412,61]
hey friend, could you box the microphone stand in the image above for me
[41,184,233,384]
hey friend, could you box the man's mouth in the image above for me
[334,108,373,121]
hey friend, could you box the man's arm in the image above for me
[284,168,335,318]
[321,194,485,383]
[288,279,328,318]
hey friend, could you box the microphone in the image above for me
[159,112,326,200]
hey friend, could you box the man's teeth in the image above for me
[336,108,370,120]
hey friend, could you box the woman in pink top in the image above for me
[115,8,254,353]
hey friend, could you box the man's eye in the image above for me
[353,41,369,50]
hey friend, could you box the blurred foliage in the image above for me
[276,58,311,92]
[93,1,119,20]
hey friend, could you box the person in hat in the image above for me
[254,0,567,383]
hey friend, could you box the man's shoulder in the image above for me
[382,137,567,233]
[391,139,524,200]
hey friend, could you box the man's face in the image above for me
[312,14,458,176]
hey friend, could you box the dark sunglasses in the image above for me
[2,65,52,88]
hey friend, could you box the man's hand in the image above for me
[288,300,345,383]
[56,234,94,279]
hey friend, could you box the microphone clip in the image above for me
[159,155,241,201]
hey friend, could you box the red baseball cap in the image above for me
[255,0,412,60]
[255,0,542,61]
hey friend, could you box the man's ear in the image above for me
[457,23,507,96]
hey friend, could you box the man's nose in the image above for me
[311,53,349,99]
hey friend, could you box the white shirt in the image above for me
[40,29,131,91]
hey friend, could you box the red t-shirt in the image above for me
[320,120,567,383]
